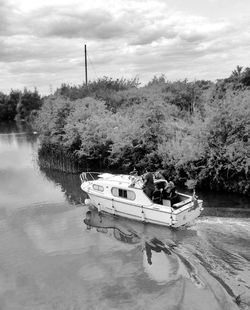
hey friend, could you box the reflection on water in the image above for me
[0,128,65,209]
[83,207,250,309]
[0,124,250,310]
[40,167,87,205]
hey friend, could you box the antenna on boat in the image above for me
[84,44,88,86]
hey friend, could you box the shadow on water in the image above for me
[202,207,250,218]
[0,124,38,147]
[39,167,88,205]
[179,186,250,217]
[0,121,29,133]
[83,206,250,309]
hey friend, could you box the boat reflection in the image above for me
[83,207,200,285]
[84,209,141,245]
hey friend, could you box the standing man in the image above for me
[142,169,155,199]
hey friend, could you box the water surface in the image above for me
[0,124,249,310]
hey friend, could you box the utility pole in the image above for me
[84,44,88,86]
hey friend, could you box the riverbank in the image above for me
[37,142,250,196]
[33,76,249,196]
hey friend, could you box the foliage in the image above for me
[34,96,73,143]
[32,69,250,195]
[54,77,140,102]
[0,92,10,121]
[63,97,113,159]
[229,65,250,86]
[0,90,21,121]
[0,88,42,122]
[202,90,250,193]
[16,88,41,121]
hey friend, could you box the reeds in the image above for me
[38,143,83,173]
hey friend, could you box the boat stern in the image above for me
[171,198,203,228]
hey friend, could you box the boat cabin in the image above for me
[81,173,193,210]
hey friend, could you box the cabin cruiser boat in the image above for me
[80,172,203,228]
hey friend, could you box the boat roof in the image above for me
[98,173,132,185]
[97,173,168,189]
[98,173,148,189]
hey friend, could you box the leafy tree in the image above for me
[63,97,113,158]
[34,96,73,143]
[8,90,22,120]
[16,88,42,121]
[0,90,21,121]
[54,77,140,102]
[0,92,9,121]
[34,71,250,195]
[241,67,250,86]
[231,65,243,80]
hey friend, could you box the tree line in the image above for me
[1,67,249,195]
[31,67,250,196]
[0,88,42,122]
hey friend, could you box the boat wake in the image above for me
[83,207,250,309]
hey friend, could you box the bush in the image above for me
[34,72,250,195]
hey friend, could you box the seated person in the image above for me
[152,184,162,204]
[162,181,178,207]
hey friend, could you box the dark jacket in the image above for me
[143,172,155,199]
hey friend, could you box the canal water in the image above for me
[0,124,249,310]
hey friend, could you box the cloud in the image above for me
[0,36,79,63]
[30,8,127,40]
[0,0,16,36]
[0,0,31,36]
[1,0,250,94]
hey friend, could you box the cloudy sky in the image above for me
[1,0,250,94]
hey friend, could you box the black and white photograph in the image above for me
[0,0,250,309]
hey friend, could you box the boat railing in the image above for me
[80,171,101,183]
[128,175,143,188]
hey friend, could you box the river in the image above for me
[0,124,249,310]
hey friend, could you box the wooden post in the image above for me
[84,44,88,86]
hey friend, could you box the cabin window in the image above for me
[119,189,127,198]
[111,187,136,201]
[93,184,104,192]
[127,190,136,200]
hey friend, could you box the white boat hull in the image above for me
[84,192,202,228]
[80,173,203,228]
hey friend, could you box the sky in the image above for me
[0,0,250,95]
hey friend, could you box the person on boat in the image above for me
[142,169,155,199]
[162,181,178,206]
[152,183,162,204]
[130,167,138,177]
[129,167,139,187]
[154,170,165,180]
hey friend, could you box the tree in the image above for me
[231,65,243,80]
[16,88,42,121]
[241,67,250,86]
